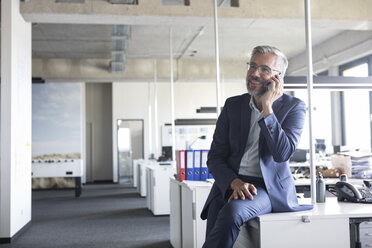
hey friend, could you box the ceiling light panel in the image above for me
[108,0,137,4]
[56,0,84,3]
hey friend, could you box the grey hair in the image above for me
[251,45,288,77]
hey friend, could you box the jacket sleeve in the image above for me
[207,99,238,197]
[258,100,306,162]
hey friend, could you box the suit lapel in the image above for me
[240,94,251,154]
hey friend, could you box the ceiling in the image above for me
[32,22,342,62]
[30,0,345,63]
[22,0,372,79]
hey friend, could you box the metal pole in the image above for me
[213,0,222,117]
[148,82,153,158]
[305,0,316,203]
[169,27,176,162]
[153,59,159,159]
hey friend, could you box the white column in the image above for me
[153,59,160,158]
[304,0,316,203]
[213,0,222,117]
[1,0,32,239]
[169,28,176,162]
[148,82,153,158]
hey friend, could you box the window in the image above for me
[341,62,370,151]
[294,90,333,154]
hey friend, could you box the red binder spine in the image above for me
[176,150,186,181]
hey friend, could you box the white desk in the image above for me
[234,197,372,248]
[294,178,365,187]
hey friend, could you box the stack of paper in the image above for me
[340,151,372,179]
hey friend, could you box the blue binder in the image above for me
[186,150,194,180]
[201,150,209,181]
[193,150,201,181]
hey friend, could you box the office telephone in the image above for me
[335,180,372,203]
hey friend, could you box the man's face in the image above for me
[246,53,280,97]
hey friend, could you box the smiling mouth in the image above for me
[249,80,263,86]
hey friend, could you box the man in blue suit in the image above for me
[201,45,313,248]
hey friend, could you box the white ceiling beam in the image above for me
[21,0,372,30]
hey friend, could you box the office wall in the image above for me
[86,83,113,182]
[0,0,32,239]
[112,81,246,182]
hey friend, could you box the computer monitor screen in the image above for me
[162,146,172,160]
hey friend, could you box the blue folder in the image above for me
[186,150,194,180]
[201,150,209,181]
[193,150,201,181]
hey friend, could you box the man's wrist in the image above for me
[263,106,273,118]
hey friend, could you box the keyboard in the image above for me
[359,188,372,199]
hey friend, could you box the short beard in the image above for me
[246,75,269,97]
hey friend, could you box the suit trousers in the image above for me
[202,176,272,248]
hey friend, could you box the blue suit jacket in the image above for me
[201,93,313,220]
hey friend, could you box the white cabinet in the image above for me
[235,198,372,248]
[138,160,155,197]
[181,181,212,248]
[138,162,148,197]
[170,178,183,248]
[146,164,175,215]
[132,159,144,188]
[169,180,212,248]
[259,216,349,248]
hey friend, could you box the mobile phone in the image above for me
[263,82,271,93]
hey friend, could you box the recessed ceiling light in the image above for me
[56,0,84,3]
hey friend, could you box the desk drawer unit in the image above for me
[360,222,372,248]
[235,216,349,248]
[259,216,349,248]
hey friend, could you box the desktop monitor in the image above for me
[161,146,172,161]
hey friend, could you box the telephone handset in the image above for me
[263,74,278,93]
[264,82,271,93]
[335,181,372,203]
[335,181,363,202]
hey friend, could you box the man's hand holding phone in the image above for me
[261,74,283,118]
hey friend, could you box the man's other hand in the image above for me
[228,178,257,202]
